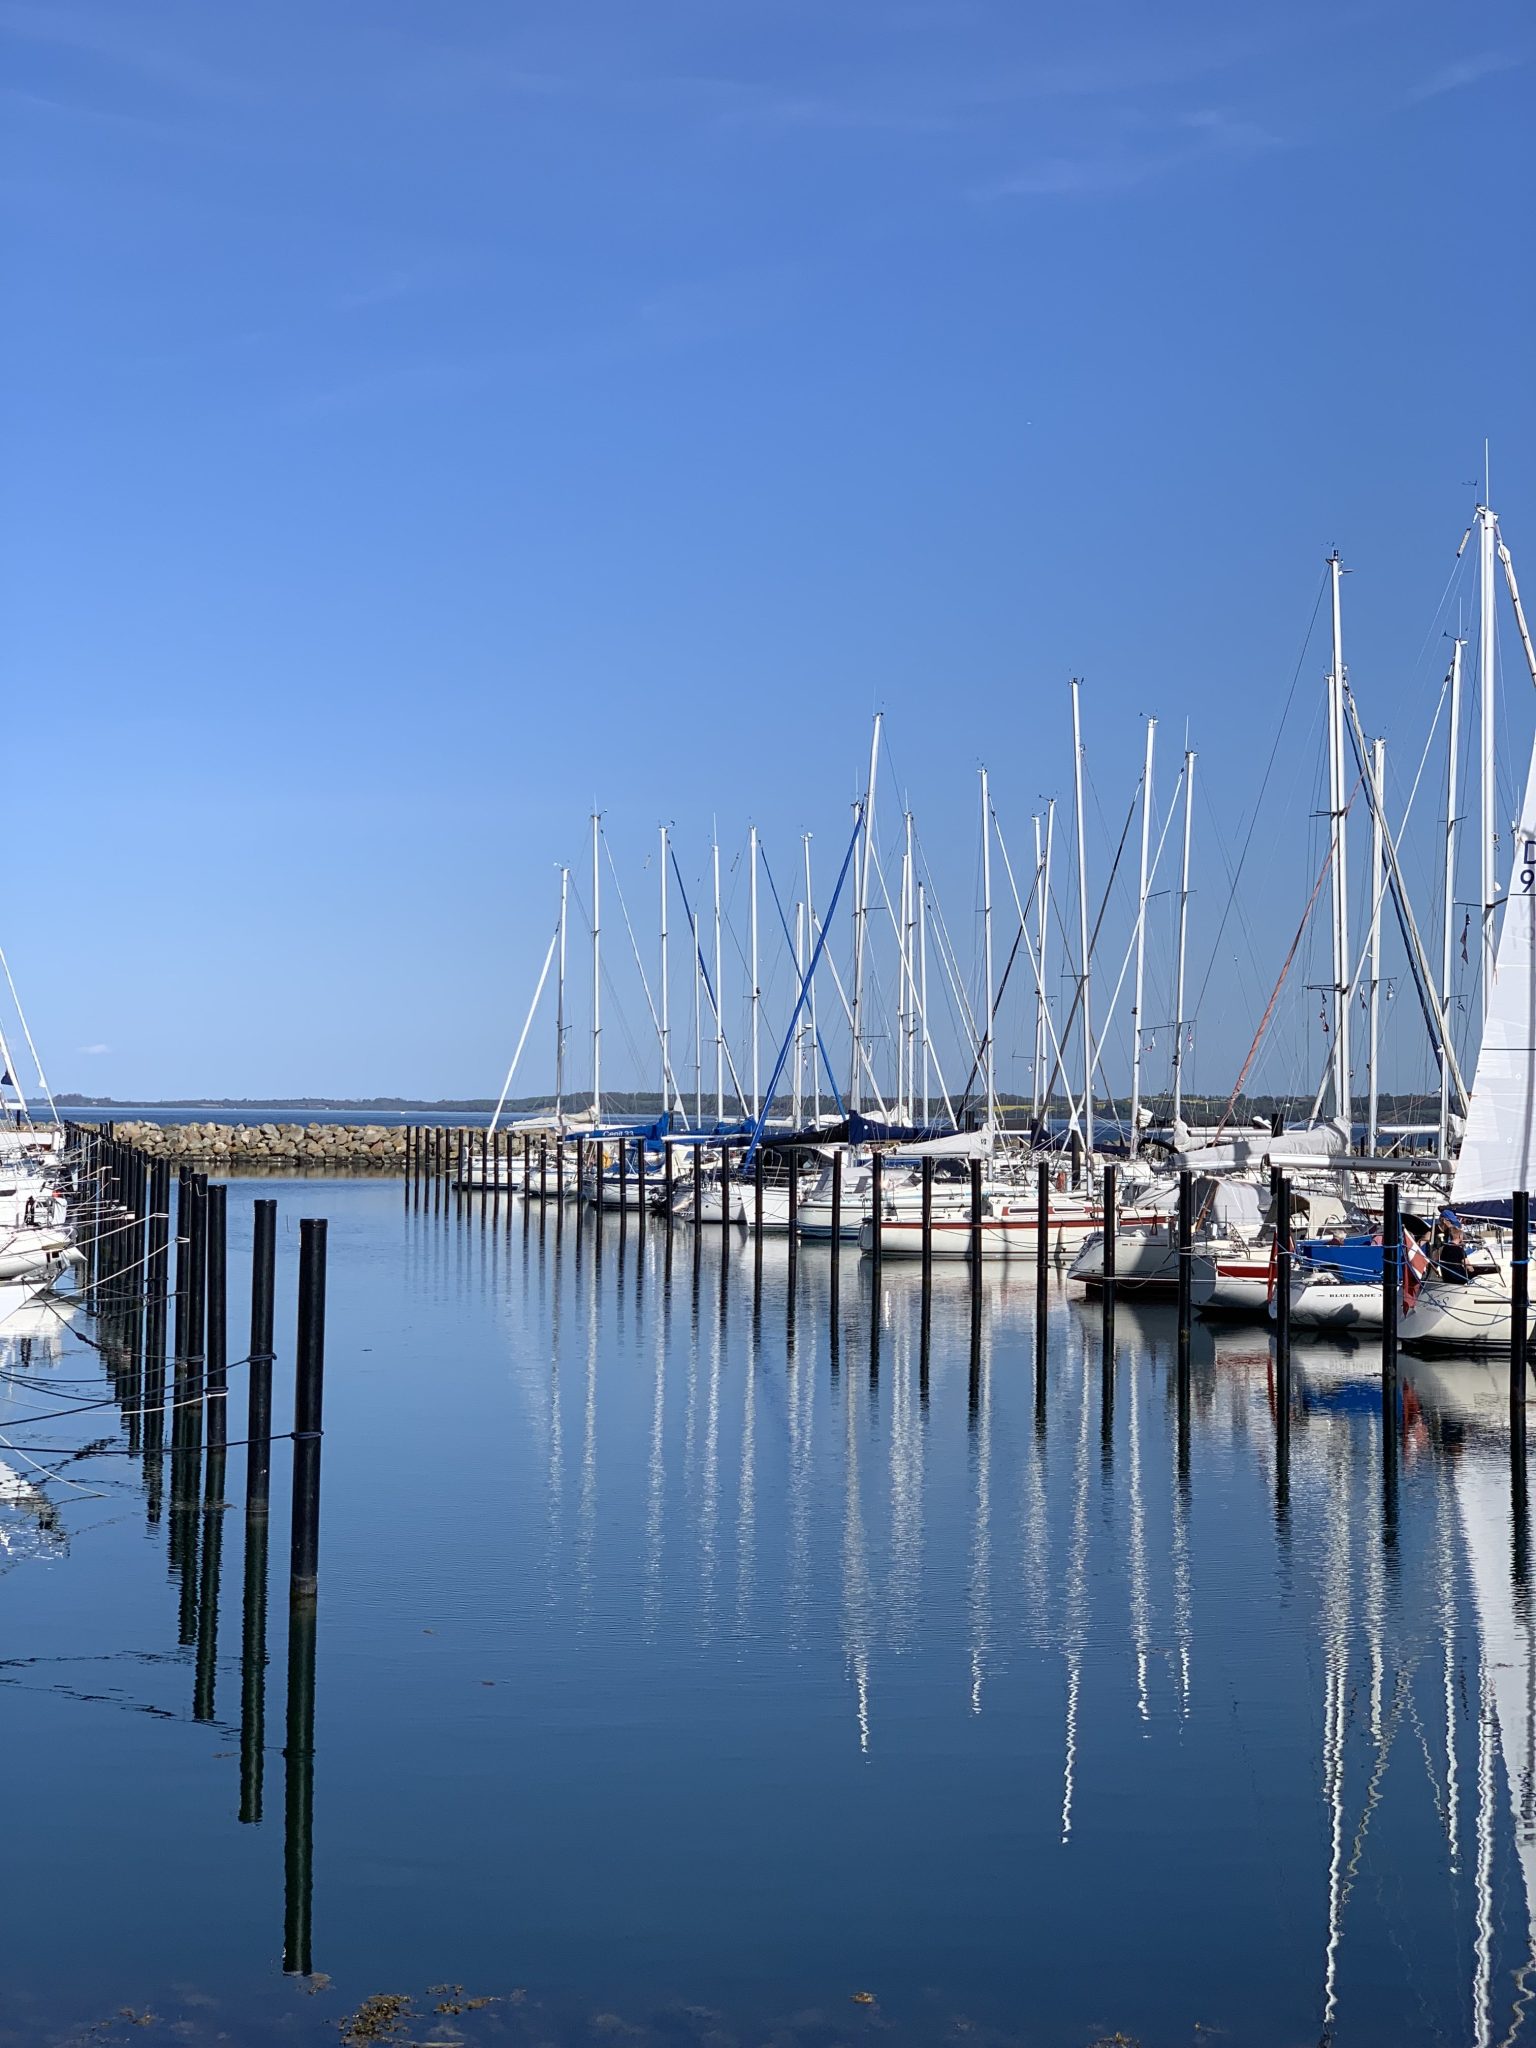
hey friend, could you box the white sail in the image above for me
[1452,732,1536,1206]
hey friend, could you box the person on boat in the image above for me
[1434,1212,1469,1283]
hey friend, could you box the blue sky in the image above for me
[2,0,1532,1105]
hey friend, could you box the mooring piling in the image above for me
[1513,1188,1530,1478]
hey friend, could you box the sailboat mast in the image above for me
[981,767,996,1133]
[1129,718,1156,1157]
[1479,474,1499,1028]
[1039,798,1055,1134]
[1367,735,1385,1156]
[1441,641,1464,1157]
[712,833,725,1123]
[1171,751,1195,1129]
[792,900,805,1127]
[556,864,569,1127]
[1070,681,1094,1156]
[658,826,670,1114]
[850,715,882,1115]
[1326,555,1352,1135]
[591,810,602,1122]
[918,879,930,1125]
[749,824,760,1120]
[693,910,703,1126]
[804,833,821,1125]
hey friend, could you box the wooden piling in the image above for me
[289,1219,327,1605]
[1101,1163,1117,1338]
[1176,1168,1193,1352]
[1382,1181,1401,1405]
[247,1198,277,1512]
[1513,1188,1530,1462]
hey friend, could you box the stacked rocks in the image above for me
[109,1120,409,1170]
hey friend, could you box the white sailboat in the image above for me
[1403,723,1536,1350]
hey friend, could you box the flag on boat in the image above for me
[1402,1228,1429,1310]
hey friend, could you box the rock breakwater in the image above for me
[109,1120,410,1170]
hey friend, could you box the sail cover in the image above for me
[1452,733,1536,1206]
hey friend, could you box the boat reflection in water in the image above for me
[15,1186,1536,2047]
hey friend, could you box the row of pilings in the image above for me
[62,1120,329,1977]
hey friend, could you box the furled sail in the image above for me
[1452,734,1536,1206]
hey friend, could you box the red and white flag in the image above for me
[1402,1230,1429,1310]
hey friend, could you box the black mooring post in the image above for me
[635,1141,647,1246]
[969,1157,984,1267]
[692,1146,703,1232]
[869,1152,883,1269]
[828,1149,841,1271]
[206,1183,228,1454]
[720,1144,732,1247]
[524,1133,533,1197]
[575,1138,587,1233]
[1382,1181,1401,1404]
[921,1155,934,1286]
[618,1132,629,1223]
[186,1174,209,1449]
[1101,1163,1118,1340]
[143,1157,170,1461]
[662,1141,674,1224]
[753,1150,764,1285]
[1513,1188,1530,1469]
[1036,1158,1050,1310]
[1177,1168,1193,1369]
[247,1198,277,1512]
[788,1150,800,1261]
[1269,1171,1294,1376]
[556,1134,566,1206]
[289,1219,327,1605]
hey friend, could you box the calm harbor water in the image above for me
[3,1180,1533,2046]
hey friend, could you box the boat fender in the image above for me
[23,1197,34,1227]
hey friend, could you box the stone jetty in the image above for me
[109,1120,409,1170]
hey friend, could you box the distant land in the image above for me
[56,1091,1446,1123]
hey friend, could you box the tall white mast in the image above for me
[1129,718,1156,1157]
[918,879,930,1125]
[748,825,760,1120]
[1171,751,1195,1129]
[980,766,996,1134]
[792,900,805,1126]
[556,863,569,1128]
[712,832,725,1123]
[804,834,821,1125]
[902,814,918,1117]
[1440,641,1464,1157]
[1031,815,1044,1125]
[895,832,908,1114]
[1070,681,1094,1156]
[850,713,882,1115]
[1326,555,1352,1134]
[1478,462,1499,1028]
[1367,735,1385,1156]
[692,909,703,1127]
[591,809,602,1122]
[1039,798,1055,1133]
[658,826,670,1116]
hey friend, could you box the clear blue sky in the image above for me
[3,0,1532,1104]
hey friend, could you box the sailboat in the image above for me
[1401,719,1536,1350]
